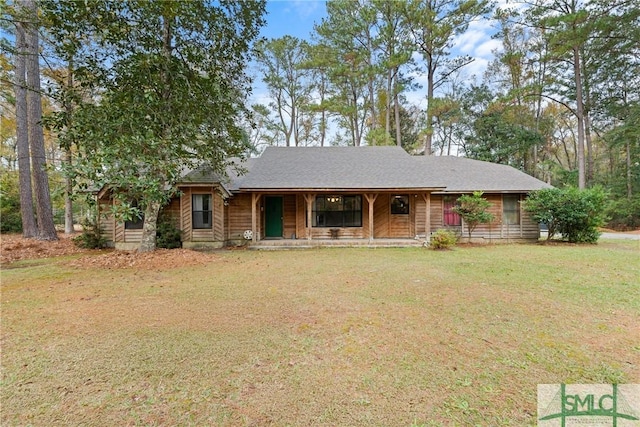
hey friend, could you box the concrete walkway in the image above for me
[599,232,640,241]
[539,231,639,241]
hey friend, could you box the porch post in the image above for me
[423,192,431,243]
[251,193,259,243]
[295,194,299,239]
[365,193,378,242]
[303,193,315,240]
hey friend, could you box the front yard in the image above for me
[1,240,638,425]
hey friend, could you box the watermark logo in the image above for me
[538,384,640,426]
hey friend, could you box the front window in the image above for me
[192,194,212,229]
[125,200,144,229]
[391,195,409,215]
[503,195,520,225]
[312,195,362,227]
[443,195,461,226]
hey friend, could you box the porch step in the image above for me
[248,239,425,250]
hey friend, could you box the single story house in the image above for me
[97,146,552,249]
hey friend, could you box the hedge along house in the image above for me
[97,146,552,249]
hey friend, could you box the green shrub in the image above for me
[73,216,107,249]
[523,187,607,243]
[430,229,458,250]
[156,215,182,249]
[0,171,24,233]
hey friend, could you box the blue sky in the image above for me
[261,1,327,40]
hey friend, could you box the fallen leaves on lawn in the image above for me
[1,233,218,270]
[68,248,217,270]
[0,233,87,265]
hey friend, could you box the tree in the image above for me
[301,42,333,146]
[40,0,125,235]
[431,96,462,156]
[486,7,554,177]
[12,6,37,237]
[314,0,378,146]
[255,36,311,147]
[535,1,591,189]
[24,0,57,240]
[465,101,545,170]
[39,4,85,235]
[586,0,640,200]
[372,0,412,146]
[48,0,266,252]
[42,62,76,234]
[524,0,639,189]
[402,0,491,155]
[452,191,495,242]
[389,100,425,152]
[247,103,281,152]
[10,0,58,239]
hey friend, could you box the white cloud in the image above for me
[290,0,321,20]
[461,57,489,82]
[453,29,490,55]
[475,39,502,58]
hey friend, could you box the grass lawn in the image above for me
[1,240,639,426]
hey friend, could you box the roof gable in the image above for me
[179,158,258,195]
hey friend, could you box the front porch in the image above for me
[240,191,435,244]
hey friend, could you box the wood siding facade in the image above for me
[99,189,540,249]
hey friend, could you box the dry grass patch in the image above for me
[1,241,639,426]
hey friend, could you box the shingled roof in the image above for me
[234,146,551,193]
[237,146,446,191]
[414,155,552,193]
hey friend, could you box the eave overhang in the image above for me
[236,186,447,193]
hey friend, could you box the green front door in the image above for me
[265,196,283,238]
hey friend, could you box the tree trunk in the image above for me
[137,11,171,252]
[64,147,74,234]
[25,0,58,240]
[581,49,594,186]
[351,87,361,146]
[394,83,401,147]
[138,201,161,253]
[318,73,326,147]
[626,140,632,199]
[366,30,376,131]
[572,46,586,189]
[393,66,402,147]
[292,103,298,147]
[386,69,392,139]
[64,58,75,235]
[320,108,326,147]
[584,109,593,186]
[424,63,435,155]
[13,16,37,238]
